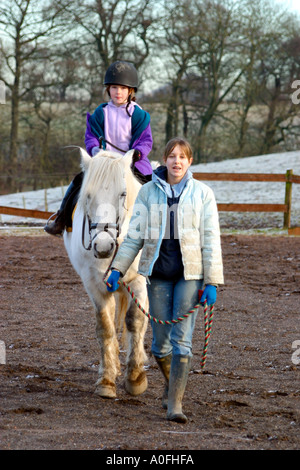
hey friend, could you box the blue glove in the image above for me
[106,270,121,292]
[200,285,217,305]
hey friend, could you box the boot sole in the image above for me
[44,226,64,237]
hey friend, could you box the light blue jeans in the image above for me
[147,277,203,358]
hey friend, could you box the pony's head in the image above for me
[78,148,140,259]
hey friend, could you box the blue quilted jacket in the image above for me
[112,167,224,285]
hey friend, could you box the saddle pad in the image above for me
[66,203,77,233]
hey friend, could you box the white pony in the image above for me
[63,148,148,398]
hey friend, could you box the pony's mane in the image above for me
[79,152,125,207]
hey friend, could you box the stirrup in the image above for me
[44,211,64,237]
[45,212,58,226]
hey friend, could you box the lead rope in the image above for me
[104,272,214,371]
[200,300,215,370]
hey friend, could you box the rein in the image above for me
[99,136,127,154]
[104,273,214,371]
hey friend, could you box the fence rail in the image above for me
[0,169,299,230]
[193,171,300,183]
[193,169,298,229]
[0,206,53,220]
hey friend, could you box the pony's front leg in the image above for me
[94,295,120,398]
[124,296,148,396]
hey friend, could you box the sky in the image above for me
[289,0,300,10]
[281,0,300,13]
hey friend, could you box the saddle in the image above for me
[64,172,83,231]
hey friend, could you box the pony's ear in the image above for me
[80,148,92,172]
[123,149,135,171]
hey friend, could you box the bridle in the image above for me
[82,213,120,251]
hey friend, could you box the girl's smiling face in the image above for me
[164,144,193,185]
[109,85,130,106]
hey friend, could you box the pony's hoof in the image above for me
[125,370,148,396]
[95,379,116,398]
[167,412,188,424]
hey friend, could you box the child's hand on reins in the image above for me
[107,270,121,292]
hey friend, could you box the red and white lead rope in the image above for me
[105,278,214,370]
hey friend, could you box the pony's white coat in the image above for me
[64,148,148,398]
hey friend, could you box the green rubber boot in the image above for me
[167,355,191,423]
[154,354,172,409]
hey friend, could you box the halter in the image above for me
[82,213,120,251]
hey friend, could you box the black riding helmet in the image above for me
[104,61,139,91]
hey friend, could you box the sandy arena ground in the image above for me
[0,231,299,451]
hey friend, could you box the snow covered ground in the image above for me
[192,150,300,230]
[0,150,299,231]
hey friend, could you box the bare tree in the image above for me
[0,0,67,187]
[234,0,300,156]
[160,0,197,142]
[191,0,247,161]
[158,0,247,161]
[61,0,156,81]
[258,36,300,153]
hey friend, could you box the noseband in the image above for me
[82,214,120,251]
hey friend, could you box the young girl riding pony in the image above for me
[45,61,153,236]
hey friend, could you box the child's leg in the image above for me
[44,172,83,236]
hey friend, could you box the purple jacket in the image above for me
[85,102,153,175]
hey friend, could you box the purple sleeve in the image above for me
[132,123,153,175]
[85,113,100,156]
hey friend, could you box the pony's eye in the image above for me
[120,191,127,210]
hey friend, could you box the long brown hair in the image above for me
[163,137,193,162]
